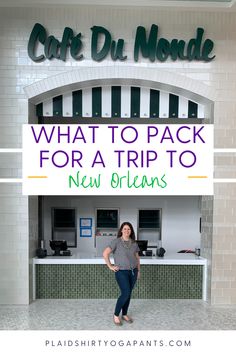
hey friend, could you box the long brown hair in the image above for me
[117,222,135,241]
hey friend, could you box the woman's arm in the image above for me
[103,247,119,272]
[135,252,140,279]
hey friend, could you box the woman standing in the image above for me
[103,222,140,326]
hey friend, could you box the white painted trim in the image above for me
[159,91,169,118]
[121,86,131,118]
[102,86,111,118]
[43,98,53,116]
[0,179,23,183]
[24,66,215,105]
[62,92,73,117]
[0,149,23,152]
[1,1,235,11]
[82,87,92,117]
[198,104,205,119]
[214,179,236,183]
[140,87,150,118]
[178,96,189,119]
[214,149,236,153]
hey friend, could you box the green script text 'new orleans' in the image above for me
[68,171,167,189]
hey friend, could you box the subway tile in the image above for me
[213,296,231,305]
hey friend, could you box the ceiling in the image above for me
[0,0,235,9]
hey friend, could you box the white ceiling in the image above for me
[0,0,235,9]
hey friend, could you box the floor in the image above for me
[0,299,236,330]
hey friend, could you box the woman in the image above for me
[103,222,140,326]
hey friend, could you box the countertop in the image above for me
[33,253,207,265]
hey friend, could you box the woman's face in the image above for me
[122,224,132,238]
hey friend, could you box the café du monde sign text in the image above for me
[28,23,215,63]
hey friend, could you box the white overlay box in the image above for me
[22,124,213,195]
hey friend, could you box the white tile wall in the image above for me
[0,184,29,304]
[0,5,236,304]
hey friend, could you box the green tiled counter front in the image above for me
[36,264,203,299]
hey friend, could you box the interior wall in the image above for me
[0,184,29,304]
[211,184,236,305]
[201,196,213,303]
[42,196,201,255]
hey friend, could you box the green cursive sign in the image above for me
[27,23,215,63]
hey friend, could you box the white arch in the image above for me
[24,65,215,106]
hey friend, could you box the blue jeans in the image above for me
[114,268,138,316]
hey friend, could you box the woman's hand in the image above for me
[103,247,118,272]
[135,252,140,280]
[109,265,120,272]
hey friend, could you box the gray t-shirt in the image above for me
[108,238,140,270]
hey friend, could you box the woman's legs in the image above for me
[122,269,138,316]
[114,269,138,317]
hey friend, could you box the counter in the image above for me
[33,253,207,301]
[33,252,206,265]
